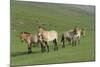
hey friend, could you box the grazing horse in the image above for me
[20,32,39,53]
[37,26,58,52]
[61,27,85,47]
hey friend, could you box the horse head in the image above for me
[20,32,30,42]
[73,27,79,34]
[81,29,85,37]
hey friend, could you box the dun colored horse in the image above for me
[20,32,39,53]
[37,26,58,52]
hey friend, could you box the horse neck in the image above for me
[73,29,78,34]
[39,29,47,34]
[76,30,82,38]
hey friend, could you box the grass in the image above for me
[11,1,95,66]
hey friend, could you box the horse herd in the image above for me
[20,26,85,53]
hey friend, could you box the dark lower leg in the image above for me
[75,41,77,46]
[72,41,74,47]
[78,40,80,45]
[28,47,32,53]
[54,39,58,51]
[62,40,65,48]
[40,42,46,53]
[68,38,71,45]
[40,43,44,52]
[45,41,49,52]
[27,43,32,53]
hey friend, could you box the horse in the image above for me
[20,32,39,53]
[71,28,85,46]
[61,27,85,47]
[37,26,58,52]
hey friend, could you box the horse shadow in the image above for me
[11,51,41,57]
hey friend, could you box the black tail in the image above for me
[61,34,64,43]
[61,34,66,48]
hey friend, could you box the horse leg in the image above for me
[75,40,77,46]
[72,40,75,47]
[30,43,32,53]
[27,40,33,53]
[72,40,77,46]
[44,41,49,52]
[67,38,72,46]
[28,46,32,53]
[78,39,80,45]
[70,39,74,46]
[53,39,58,51]
[28,47,32,53]
[27,43,32,54]
[62,39,65,48]
[77,36,80,45]
[40,42,46,53]
[61,35,65,48]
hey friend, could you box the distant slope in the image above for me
[72,5,95,14]
[11,1,95,32]
[15,1,95,15]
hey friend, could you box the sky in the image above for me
[18,0,95,5]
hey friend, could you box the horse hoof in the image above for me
[41,50,45,53]
[54,48,56,51]
[41,51,44,53]
[54,48,58,51]
[28,52,30,54]
[62,46,65,48]
[28,51,32,54]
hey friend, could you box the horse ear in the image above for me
[38,26,42,28]
[75,26,78,28]
[20,32,24,34]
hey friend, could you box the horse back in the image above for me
[42,30,58,41]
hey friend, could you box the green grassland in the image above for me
[11,1,95,66]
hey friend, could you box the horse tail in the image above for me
[61,34,64,43]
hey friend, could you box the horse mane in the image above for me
[20,32,31,34]
[38,26,47,31]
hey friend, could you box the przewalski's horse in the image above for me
[37,26,58,52]
[72,28,85,46]
[61,27,85,47]
[20,32,39,53]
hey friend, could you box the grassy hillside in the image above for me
[11,1,95,66]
